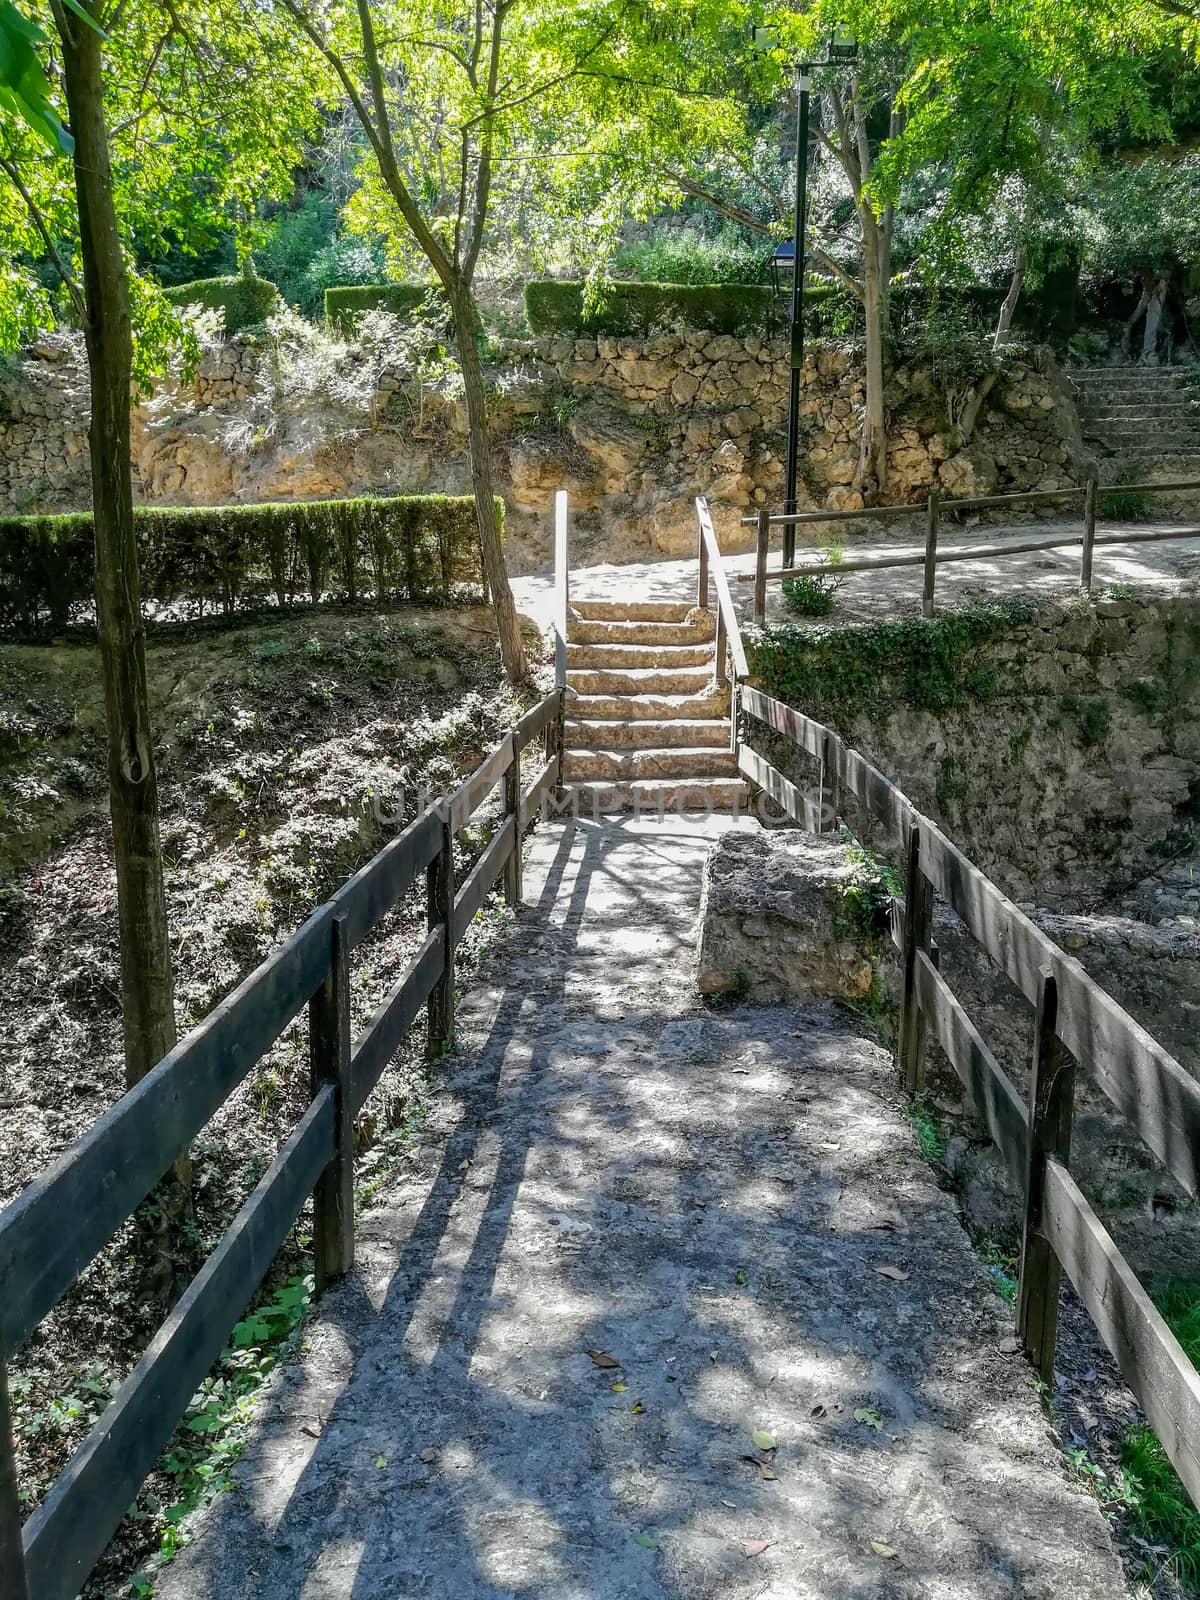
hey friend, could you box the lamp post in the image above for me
[753,25,856,569]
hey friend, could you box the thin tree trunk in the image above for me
[857,236,889,495]
[1122,280,1152,359]
[450,289,527,683]
[994,243,1027,350]
[54,0,178,1090]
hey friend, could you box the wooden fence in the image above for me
[738,477,1200,621]
[0,688,565,1600]
[737,683,1200,1513]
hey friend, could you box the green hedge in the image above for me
[324,284,449,336]
[0,495,490,633]
[524,280,792,338]
[163,275,281,335]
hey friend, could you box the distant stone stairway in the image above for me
[562,599,749,810]
[1068,364,1200,469]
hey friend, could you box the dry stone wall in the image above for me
[0,326,1085,571]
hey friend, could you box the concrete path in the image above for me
[159,816,1129,1600]
[513,517,1200,633]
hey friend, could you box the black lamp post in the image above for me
[753,24,857,568]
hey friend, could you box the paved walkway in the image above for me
[513,517,1200,632]
[160,816,1129,1599]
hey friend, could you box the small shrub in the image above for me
[163,275,281,335]
[781,546,845,617]
[615,224,769,286]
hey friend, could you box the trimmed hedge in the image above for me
[0,495,490,633]
[524,280,791,338]
[325,284,449,336]
[163,275,281,335]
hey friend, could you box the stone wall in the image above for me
[0,325,1085,571]
[780,595,1200,909]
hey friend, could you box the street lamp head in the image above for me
[749,23,778,51]
[828,25,857,60]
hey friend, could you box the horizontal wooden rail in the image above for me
[1044,1159,1200,1509]
[737,745,820,829]
[739,523,1200,586]
[22,1087,336,1600]
[914,951,1028,1183]
[0,901,335,1355]
[0,686,562,1600]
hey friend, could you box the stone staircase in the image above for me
[1068,365,1200,467]
[562,599,749,811]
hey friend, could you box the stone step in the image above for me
[1088,428,1200,445]
[564,717,731,750]
[565,640,714,670]
[1067,366,1189,380]
[571,599,695,623]
[567,615,717,647]
[569,688,731,721]
[567,664,714,697]
[563,778,751,814]
[563,747,740,781]
[1081,403,1198,418]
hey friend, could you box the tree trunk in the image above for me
[994,243,1027,350]
[1122,280,1152,359]
[1141,276,1168,366]
[450,289,528,682]
[55,2,177,1090]
[856,235,889,495]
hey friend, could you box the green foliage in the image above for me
[977,1239,1019,1306]
[0,494,490,632]
[325,283,449,337]
[523,279,787,338]
[905,1095,948,1167]
[1062,692,1111,749]
[615,224,770,286]
[0,0,75,153]
[163,275,281,335]
[254,194,388,319]
[1119,1282,1200,1589]
[745,600,1036,732]
[781,547,845,618]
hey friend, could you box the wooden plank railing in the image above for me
[695,497,749,754]
[740,476,1200,621]
[0,686,565,1600]
[738,682,1200,1513]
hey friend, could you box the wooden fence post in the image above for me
[426,809,455,1058]
[898,826,933,1092]
[715,604,728,688]
[1017,969,1075,1386]
[1079,476,1098,595]
[820,730,840,833]
[503,743,523,907]
[310,911,353,1292]
[0,1345,30,1600]
[553,686,567,800]
[922,488,940,619]
[697,504,710,611]
[754,505,770,625]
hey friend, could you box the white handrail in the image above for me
[553,489,568,689]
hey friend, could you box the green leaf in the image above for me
[634,1533,658,1550]
[751,1428,777,1451]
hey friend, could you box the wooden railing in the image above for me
[738,683,1200,1511]
[695,497,748,752]
[0,689,565,1600]
[553,487,569,691]
[740,477,1200,622]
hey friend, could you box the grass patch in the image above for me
[977,1238,1019,1307]
[1118,1281,1200,1590]
[905,1094,947,1167]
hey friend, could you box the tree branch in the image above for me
[808,243,862,299]
[0,151,86,320]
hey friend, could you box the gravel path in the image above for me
[158,815,1130,1600]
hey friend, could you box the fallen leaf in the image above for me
[709,1350,719,1363]
[741,1539,770,1558]
[301,1424,321,1440]
[742,1454,777,1481]
[735,1270,748,1286]
[854,1407,884,1433]
[587,1348,621,1368]
[419,1447,439,1463]
[375,1454,387,1469]
[751,1428,777,1451]
[810,1403,828,1419]
[999,1336,1022,1355]
[611,1381,628,1392]
[634,1533,658,1550]
[870,1540,899,1559]
[874,1265,910,1282]
[631,1400,646,1415]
